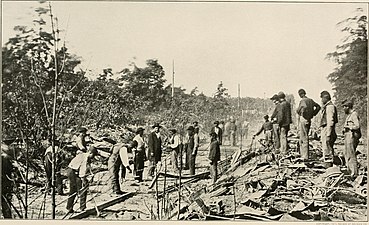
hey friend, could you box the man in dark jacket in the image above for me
[211,121,223,145]
[296,89,321,160]
[186,126,196,175]
[208,132,221,184]
[277,91,292,155]
[270,94,281,151]
[148,123,162,178]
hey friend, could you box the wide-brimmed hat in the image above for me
[168,128,177,133]
[277,91,286,99]
[214,121,219,125]
[263,115,269,119]
[270,94,279,100]
[152,123,162,128]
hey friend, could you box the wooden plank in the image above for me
[69,192,134,219]
[158,171,210,179]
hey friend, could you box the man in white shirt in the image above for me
[66,147,99,213]
[168,128,181,171]
[131,127,146,182]
[342,99,361,178]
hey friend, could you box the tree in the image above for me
[326,8,367,131]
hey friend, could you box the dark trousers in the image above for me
[66,168,87,211]
[44,153,63,194]
[108,157,122,192]
[189,153,196,175]
[1,193,12,218]
[134,151,145,182]
[210,161,218,184]
[273,124,280,150]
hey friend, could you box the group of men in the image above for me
[253,89,362,178]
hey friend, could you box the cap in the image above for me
[277,91,286,99]
[136,127,144,134]
[214,121,219,125]
[168,128,177,133]
[263,115,269,119]
[79,127,87,133]
[298,89,306,95]
[187,126,195,131]
[270,94,279,100]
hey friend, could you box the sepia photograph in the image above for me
[1,0,368,221]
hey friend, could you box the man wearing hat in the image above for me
[75,127,88,154]
[208,132,221,184]
[296,89,321,160]
[168,128,181,171]
[44,140,64,195]
[211,121,223,145]
[186,126,196,175]
[131,127,146,182]
[320,91,338,168]
[148,123,162,178]
[66,146,99,213]
[342,99,361,177]
[253,115,273,147]
[270,94,281,151]
[277,91,292,155]
[229,119,237,146]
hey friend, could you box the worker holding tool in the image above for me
[253,115,273,148]
[66,146,99,213]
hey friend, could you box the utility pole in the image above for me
[172,60,175,103]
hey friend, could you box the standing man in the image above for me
[320,91,338,168]
[108,141,125,194]
[277,92,292,155]
[66,147,99,213]
[253,115,273,147]
[211,121,223,145]
[342,100,361,178]
[208,132,221,184]
[270,94,281,151]
[242,120,250,140]
[168,128,181,171]
[229,119,237,146]
[193,121,200,132]
[186,126,196,175]
[148,123,162,179]
[44,140,64,195]
[131,127,146,182]
[296,89,321,161]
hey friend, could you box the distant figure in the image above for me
[66,147,99,213]
[296,89,321,160]
[253,115,273,147]
[320,91,338,168]
[148,123,163,178]
[270,94,281,151]
[208,132,221,184]
[342,99,360,178]
[242,120,250,140]
[277,91,292,155]
[224,120,231,144]
[229,119,237,146]
[193,121,200,133]
[211,121,223,145]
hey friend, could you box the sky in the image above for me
[2,1,368,102]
